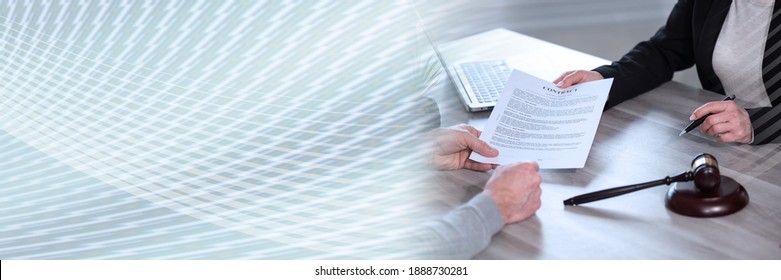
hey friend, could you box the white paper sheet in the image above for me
[469,70,613,169]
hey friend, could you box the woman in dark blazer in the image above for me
[555,0,781,145]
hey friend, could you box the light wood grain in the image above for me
[429,29,781,259]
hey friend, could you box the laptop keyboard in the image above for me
[461,60,511,103]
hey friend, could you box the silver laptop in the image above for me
[415,5,512,112]
[428,39,512,112]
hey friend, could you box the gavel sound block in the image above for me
[666,176,749,217]
[666,154,749,217]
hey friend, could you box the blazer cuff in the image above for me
[592,65,617,79]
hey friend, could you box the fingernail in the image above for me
[556,81,564,87]
[689,114,696,120]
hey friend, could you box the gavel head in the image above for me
[691,153,721,191]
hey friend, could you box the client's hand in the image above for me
[691,100,753,144]
[553,70,604,88]
[429,124,499,171]
[484,162,542,224]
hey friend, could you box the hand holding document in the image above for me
[469,70,613,169]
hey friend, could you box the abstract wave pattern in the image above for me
[0,1,441,259]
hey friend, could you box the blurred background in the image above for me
[417,0,699,87]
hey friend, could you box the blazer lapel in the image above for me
[695,0,731,93]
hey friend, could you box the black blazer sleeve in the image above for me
[748,106,781,144]
[593,0,696,109]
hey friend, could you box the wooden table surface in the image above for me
[428,29,781,259]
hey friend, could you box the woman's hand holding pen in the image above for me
[690,100,753,144]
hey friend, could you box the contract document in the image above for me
[470,70,613,169]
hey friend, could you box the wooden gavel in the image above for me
[563,153,749,217]
[563,153,720,206]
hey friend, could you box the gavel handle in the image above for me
[563,171,692,206]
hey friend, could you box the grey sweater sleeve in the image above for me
[415,192,505,259]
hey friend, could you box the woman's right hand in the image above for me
[553,70,604,88]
